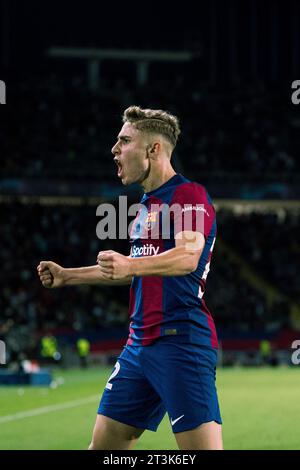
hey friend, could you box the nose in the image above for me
[111,142,120,156]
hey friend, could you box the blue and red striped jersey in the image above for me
[127,173,218,348]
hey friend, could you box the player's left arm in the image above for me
[97,231,205,280]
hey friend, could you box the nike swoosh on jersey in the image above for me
[170,414,185,426]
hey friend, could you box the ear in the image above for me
[147,142,160,156]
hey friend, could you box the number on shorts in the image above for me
[105,361,120,390]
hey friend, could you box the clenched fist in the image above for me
[97,250,132,280]
[37,261,66,288]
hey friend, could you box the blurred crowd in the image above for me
[219,210,300,300]
[1,75,299,182]
[0,202,129,360]
[209,209,299,333]
[1,73,299,363]
[0,202,297,361]
[1,0,299,369]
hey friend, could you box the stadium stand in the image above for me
[1,0,300,367]
[1,78,300,182]
[1,197,299,367]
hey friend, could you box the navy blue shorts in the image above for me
[98,336,222,433]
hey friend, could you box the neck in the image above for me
[140,161,176,193]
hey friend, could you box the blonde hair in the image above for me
[122,105,181,148]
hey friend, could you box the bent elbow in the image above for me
[181,260,198,275]
[190,262,198,273]
[189,262,198,274]
[186,255,200,274]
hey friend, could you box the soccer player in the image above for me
[37,106,223,450]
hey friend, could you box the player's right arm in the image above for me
[37,261,132,289]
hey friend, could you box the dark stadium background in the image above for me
[1,0,300,372]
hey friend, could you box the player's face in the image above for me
[111,123,150,186]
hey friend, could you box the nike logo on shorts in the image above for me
[170,414,184,426]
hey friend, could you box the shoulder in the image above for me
[171,180,211,205]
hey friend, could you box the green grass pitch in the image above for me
[0,366,299,450]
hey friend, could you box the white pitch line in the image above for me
[0,394,99,424]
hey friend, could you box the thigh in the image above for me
[142,339,222,434]
[89,414,144,450]
[98,345,166,432]
[175,421,223,450]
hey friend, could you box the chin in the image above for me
[121,175,136,186]
[121,176,130,186]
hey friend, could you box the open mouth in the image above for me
[115,161,124,178]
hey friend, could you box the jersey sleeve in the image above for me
[169,183,215,238]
